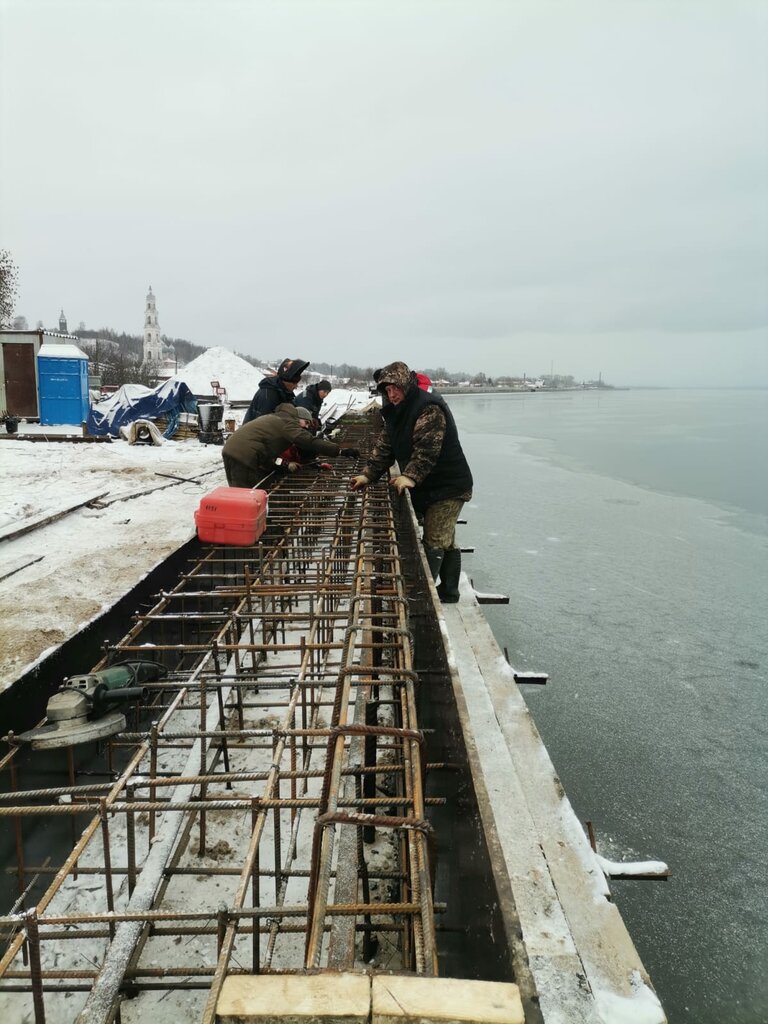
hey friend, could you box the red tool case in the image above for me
[194,487,268,546]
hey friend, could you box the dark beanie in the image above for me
[278,358,310,382]
[317,380,332,392]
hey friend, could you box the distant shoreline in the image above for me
[441,385,768,395]
[438,385,628,395]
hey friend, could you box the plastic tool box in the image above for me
[194,487,268,546]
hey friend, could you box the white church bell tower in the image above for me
[143,286,162,365]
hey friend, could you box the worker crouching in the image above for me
[223,405,359,487]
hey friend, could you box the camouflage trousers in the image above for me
[422,498,465,551]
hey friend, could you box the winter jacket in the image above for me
[296,383,326,419]
[243,376,296,424]
[223,404,341,474]
[364,362,473,514]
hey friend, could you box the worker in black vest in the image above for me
[350,361,473,602]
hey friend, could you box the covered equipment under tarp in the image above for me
[86,380,197,438]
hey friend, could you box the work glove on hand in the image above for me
[350,474,370,491]
[339,447,361,459]
[287,462,300,473]
[319,462,333,472]
[390,475,415,495]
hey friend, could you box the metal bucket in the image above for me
[197,402,223,431]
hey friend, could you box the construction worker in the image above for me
[350,361,472,602]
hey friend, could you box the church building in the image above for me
[143,286,163,365]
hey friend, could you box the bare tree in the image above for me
[0,250,19,328]
[100,347,157,389]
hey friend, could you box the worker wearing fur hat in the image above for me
[223,404,359,487]
[242,357,310,425]
[350,361,472,603]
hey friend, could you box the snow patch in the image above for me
[595,971,666,1024]
[596,855,669,878]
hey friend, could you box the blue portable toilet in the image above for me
[37,342,90,426]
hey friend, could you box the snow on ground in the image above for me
[0,427,225,692]
[0,389,374,693]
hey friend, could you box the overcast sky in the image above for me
[1,0,766,385]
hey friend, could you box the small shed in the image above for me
[37,341,90,426]
[0,330,43,416]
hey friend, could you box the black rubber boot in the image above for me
[437,547,461,603]
[424,547,445,582]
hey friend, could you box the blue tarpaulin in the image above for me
[86,380,197,438]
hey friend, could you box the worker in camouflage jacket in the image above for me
[350,361,473,602]
[223,404,359,487]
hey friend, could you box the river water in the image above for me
[445,388,768,1024]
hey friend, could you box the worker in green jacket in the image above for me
[222,404,359,488]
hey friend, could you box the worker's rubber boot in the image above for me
[437,547,461,603]
[424,547,445,582]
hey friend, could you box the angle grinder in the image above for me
[13,661,167,750]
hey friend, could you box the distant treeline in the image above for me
[73,328,563,387]
[312,362,474,384]
[74,327,208,368]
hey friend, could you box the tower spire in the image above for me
[143,286,162,365]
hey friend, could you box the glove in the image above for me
[350,475,370,491]
[390,474,415,495]
[339,447,361,459]
[319,462,333,472]
[287,462,300,473]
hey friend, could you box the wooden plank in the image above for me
[441,599,596,1023]
[0,554,44,582]
[0,492,110,543]
[0,433,111,443]
[93,467,222,508]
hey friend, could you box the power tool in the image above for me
[14,661,167,750]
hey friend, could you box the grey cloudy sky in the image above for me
[1,0,767,385]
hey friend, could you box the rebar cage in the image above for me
[0,416,519,1024]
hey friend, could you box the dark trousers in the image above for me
[222,454,267,488]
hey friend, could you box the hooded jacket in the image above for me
[296,382,330,419]
[224,404,341,473]
[242,376,296,424]
[242,358,310,424]
[366,362,473,513]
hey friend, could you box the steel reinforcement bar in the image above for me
[0,421,442,1024]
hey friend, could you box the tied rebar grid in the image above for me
[0,433,440,1024]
